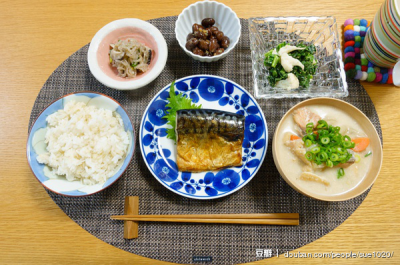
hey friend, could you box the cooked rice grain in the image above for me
[37,100,130,185]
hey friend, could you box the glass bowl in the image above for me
[248,16,348,99]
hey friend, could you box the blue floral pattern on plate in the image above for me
[140,75,268,199]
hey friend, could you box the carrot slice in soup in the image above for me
[352,137,370,152]
[290,135,301,141]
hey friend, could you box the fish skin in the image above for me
[176,109,245,142]
[176,109,244,172]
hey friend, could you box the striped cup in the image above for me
[364,0,400,85]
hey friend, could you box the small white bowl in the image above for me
[175,1,241,63]
[88,18,168,90]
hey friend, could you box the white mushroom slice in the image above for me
[278,45,305,56]
[276,73,300,90]
[280,53,304,72]
[300,172,330,186]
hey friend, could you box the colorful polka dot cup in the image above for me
[343,19,395,84]
[363,0,400,85]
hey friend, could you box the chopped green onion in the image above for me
[337,168,345,179]
[333,135,342,145]
[320,136,330,145]
[330,153,339,161]
[302,119,356,168]
[336,147,346,154]
[343,135,352,142]
[319,130,329,136]
[365,151,372,157]
[317,152,328,161]
[317,120,328,129]
[310,146,320,154]
[338,154,347,161]
[305,151,313,161]
[303,134,315,142]
[354,154,361,163]
[131,62,138,68]
[342,141,353,148]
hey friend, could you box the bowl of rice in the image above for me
[27,92,135,196]
[88,18,168,90]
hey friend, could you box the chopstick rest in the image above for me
[113,196,299,239]
[123,196,139,239]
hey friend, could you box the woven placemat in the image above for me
[28,17,382,265]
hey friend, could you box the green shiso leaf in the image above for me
[163,81,202,143]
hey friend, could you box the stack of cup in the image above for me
[363,0,400,86]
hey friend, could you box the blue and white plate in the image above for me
[27,92,135,196]
[140,75,268,199]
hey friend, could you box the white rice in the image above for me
[37,100,130,185]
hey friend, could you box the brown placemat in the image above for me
[28,17,382,265]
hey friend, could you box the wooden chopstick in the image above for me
[111,213,299,226]
[112,213,298,220]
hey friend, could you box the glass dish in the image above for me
[248,16,348,99]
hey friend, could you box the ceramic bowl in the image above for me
[27,92,135,196]
[272,98,383,201]
[88,18,168,90]
[175,1,241,62]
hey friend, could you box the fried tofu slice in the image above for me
[300,172,330,186]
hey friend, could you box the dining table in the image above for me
[1,0,399,264]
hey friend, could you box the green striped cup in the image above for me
[364,0,400,85]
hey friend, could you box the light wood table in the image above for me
[1,0,399,264]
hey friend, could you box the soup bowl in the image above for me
[272,98,382,201]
